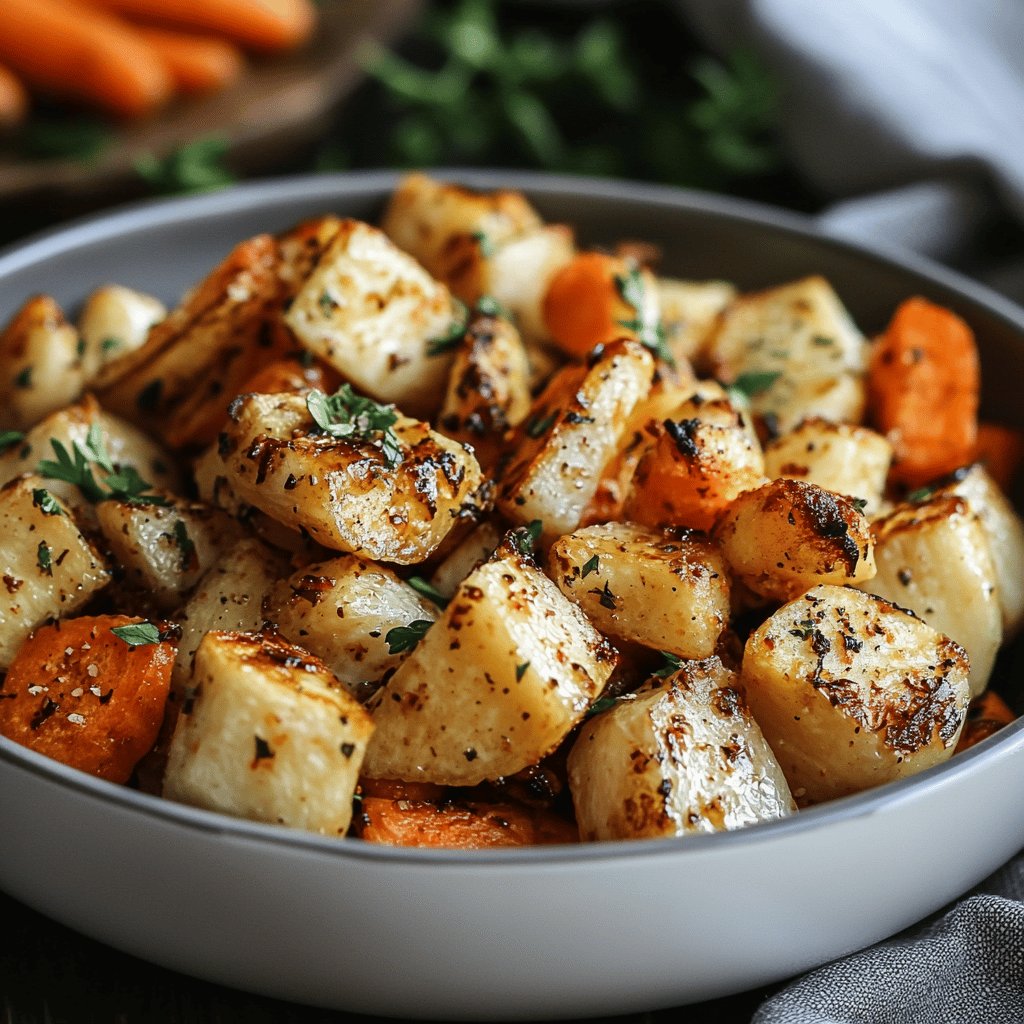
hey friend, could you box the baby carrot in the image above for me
[134,26,244,95]
[82,0,316,52]
[0,0,172,118]
[868,296,980,488]
[0,64,29,128]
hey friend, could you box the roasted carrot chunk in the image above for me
[868,296,980,488]
[972,422,1024,493]
[0,615,177,783]
[955,690,1016,753]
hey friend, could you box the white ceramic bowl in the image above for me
[2,171,1023,1021]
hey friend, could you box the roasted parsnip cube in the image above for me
[171,538,289,693]
[77,285,166,381]
[568,657,795,841]
[380,172,543,284]
[625,392,766,532]
[548,523,730,658]
[0,476,110,668]
[163,630,373,836]
[427,521,502,599]
[0,396,181,507]
[217,391,483,564]
[93,234,288,448]
[714,478,875,603]
[741,585,970,803]
[283,219,463,418]
[860,496,1000,695]
[437,309,531,468]
[657,278,737,367]
[363,548,617,786]
[705,276,867,432]
[764,418,893,515]
[265,555,440,701]
[0,296,84,430]
[497,339,654,542]
[934,464,1024,636]
[95,497,236,610]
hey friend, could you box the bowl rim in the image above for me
[2,167,1023,868]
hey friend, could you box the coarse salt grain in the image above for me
[67,713,86,726]
[65,647,74,656]
[70,687,84,697]
[86,664,99,678]
[89,685,102,697]
[27,685,45,695]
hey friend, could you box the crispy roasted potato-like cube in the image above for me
[77,285,166,382]
[363,547,617,786]
[714,478,876,603]
[381,172,543,284]
[0,295,84,430]
[764,418,892,516]
[0,476,110,668]
[427,521,502,599]
[93,234,288,449]
[568,657,795,841]
[95,497,236,611]
[705,276,867,432]
[741,585,970,803]
[497,339,654,542]
[934,464,1024,637]
[0,396,181,507]
[163,630,373,836]
[548,522,730,658]
[0,614,176,783]
[657,278,737,367]
[171,538,289,693]
[625,391,766,532]
[265,555,440,701]
[217,391,484,565]
[860,496,1001,696]
[437,309,531,468]
[283,218,462,418]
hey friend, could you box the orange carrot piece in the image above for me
[133,25,243,94]
[82,0,315,52]
[0,0,172,118]
[359,778,450,803]
[972,422,1024,493]
[542,251,638,359]
[955,690,1016,753]
[868,296,980,488]
[0,63,29,128]
[358,797,579,849]
[0,615,177,783]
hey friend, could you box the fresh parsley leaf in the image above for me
[318,291,337,316]
[475,294,509,319]
[654,651,683,678]
[427,299,470,356]
[14,367,32,389]
[851,497,868,513]
[907,485,937,504]
[509,519,544,557]
[587,695,617,717]
[589,581,617,610]
[813,335,834,347]
[0,430,24,454]
[407,576,449,609]
[515,661,530,681]
[135,136,235,195]
[100,337,122,353]
[472,230,495,258]
[36,540,52,576]
[525,410,557,439]
[581,554,600,577]
[614,265,675,366]
[306,385,404,468]
[32,488,63,516]
[728,370,781,399]
[19,116,112,162]
[385,619,434,655]
[788,619,816,641]
[174,520,196,572]
[111,622,163,648]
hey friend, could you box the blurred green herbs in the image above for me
[321,0,781,191]
[134,137,236,194]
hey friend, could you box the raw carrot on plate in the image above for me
[0,615,178,784]
[868,295,980,489]
[82,0,316,53]
[134,25,244,94]
[0,0,172,118]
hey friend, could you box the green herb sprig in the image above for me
[306,385,404,468]
[385,619,434,654]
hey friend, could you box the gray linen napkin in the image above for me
[673,1,1024,1019]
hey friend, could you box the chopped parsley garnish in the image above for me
[32,489,63,516]
[407,575,449,609]
[851,497,868,513]
[813,335,835,347]
[427,299,470,356]
[37,423,169,506]
[475,294,508,319]
[134,136,235,195]
[614,264,675,366]
[76,338,86,359]
[0,430,24,454]
[318,291,337,316]
[581,554,600,578]
[525,410,557,439]
[111,622,163,648]
[509,519,544,557]
[654,651,684,678]
[306,385,404,468]
[100,337,122,353]
[907,485,937,504]
[173,520,196,572]
[385,619,434,655]
[587,695,617,717]
[36,540,52,576]
[589,580,617,610]
[788,618,816,641]
[728,370,781,400]
[472,230,495,258]
[515,662,530,681]
[14,367,32,389]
